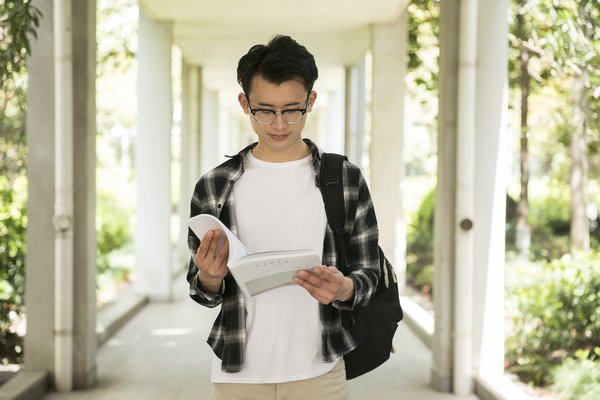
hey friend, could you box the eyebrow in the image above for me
[256,101,302,108]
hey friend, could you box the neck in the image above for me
[251,141,310,163]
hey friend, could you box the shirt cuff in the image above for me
[190,273,224,304]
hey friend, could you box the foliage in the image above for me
[0,0,41,83]
[0,176,26,365]
[96,0,138,132]
[407,0,439,91]
[507,0,554,90]
[506,176,600,261]
[95,0,138,298]
[96,0,137,75]
[96,191,132,276]
[539,1,600,200]
[0,0,38,167]
[0,0,40,367]
[505,252,600,386]
[406,186,435,292]
[551,348,600,400]
[539,0,600,125]
[527,179,572,260]
[405,1,439,177]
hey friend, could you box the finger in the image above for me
[312,265,336,280]
[207,230,223,258]
[215,237,229,264]
[296,270,334,295]
[294,276,333,304]
[297,269,326,287]
[217,255,229,277]
[212,238,229,270]
[197,230,215,259]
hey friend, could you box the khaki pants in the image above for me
[211,359,350,400]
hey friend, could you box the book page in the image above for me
[188,214,247,263]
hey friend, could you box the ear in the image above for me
[307,91,317,112]
[238,92,249,114]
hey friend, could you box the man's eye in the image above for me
[256,110,274,117]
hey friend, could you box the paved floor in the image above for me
[43,276,478,400]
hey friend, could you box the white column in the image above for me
[178,65,204,267]
[344,60,366,167]
[26,0,56,377]
[135,9,172,301]
[190,66,203,180]
[177,62,192,269]
[370,11,408,284]
[325,87,346,154]
[201,89,219,173]
[26,0,97,389]
[454,0,478,394]
[71,0,97,388]
[433,0,508,393]
[473,0,508,380]
[432,0,459,392]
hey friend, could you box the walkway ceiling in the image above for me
[139,0,409,91]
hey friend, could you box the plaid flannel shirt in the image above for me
[186,138,380,373]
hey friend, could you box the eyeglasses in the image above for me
[245,94,310,125]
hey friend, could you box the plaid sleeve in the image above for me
[185,176,225,307]
[185,164,239,307]
[332,162,380,309]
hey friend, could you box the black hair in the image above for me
[237,35,319,95]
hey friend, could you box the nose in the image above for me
[271,112,287,130]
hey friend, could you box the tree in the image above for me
[540,0,600,253]
[0,0,41,83]
[407,0,440,92]
[509,0,536,258]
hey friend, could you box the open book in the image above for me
[188,214,321,297]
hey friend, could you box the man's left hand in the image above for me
[294,265,354,305]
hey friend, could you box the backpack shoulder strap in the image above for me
[319,153,348,268]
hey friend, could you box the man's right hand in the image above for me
[195,230,229,293]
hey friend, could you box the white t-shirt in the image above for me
[211,151,337,383]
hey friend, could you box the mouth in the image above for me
[269,134,289,141]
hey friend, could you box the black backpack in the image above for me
[319,152,404,380]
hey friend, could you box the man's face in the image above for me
[238,75,316,162]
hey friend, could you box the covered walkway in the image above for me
[10,0,517,398]
[42,276,477,400]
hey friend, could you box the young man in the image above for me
[187,35,380,400]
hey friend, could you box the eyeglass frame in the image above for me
[244,93,310,125]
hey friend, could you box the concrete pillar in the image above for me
[325,88,346,154]
[25,0,97,388]
[71,0,97,387]
[201,89,219,173]
[135,9,172,301]
[178,64,204,267]
[189,66,203,180]
[370,11,408,284]
[344,60,367,167]
[433,0,508,391]
[432,0,459,392]
[177,62,191,270]
[472,0,508,379]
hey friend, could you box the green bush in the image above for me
[528,182,572,260]
[96,190,132,283]
[551,348,600,400]
[505,252,600,386]
[0,177,27,365]
[505,181,578,261]
[406,186,435,292]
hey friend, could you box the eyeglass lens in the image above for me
[254,110,303,124]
